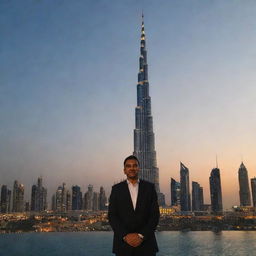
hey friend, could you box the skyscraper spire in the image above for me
[133,15,164,204]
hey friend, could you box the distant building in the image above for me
[55,186,63,212]
[99,186,107,210]
[1,185,11,213]
[25,202,30,212]
[66,190,72,211]
[93,192,99,211]
[238,162,251,206]
[30,177,47,212]
[31,185,37,211]
[54,183,69,212]
[51,194,56,211]
[199,186,204,210]
[209,168,223,213]
[251,178,256,207]
[72,185,82,210]
[180,162,191,211]
[170,178,180,206]
[202,204,211,212]
[192,181,203,211]
[84,184,93,210]
[61,183,67,212]
[12,180,24,212]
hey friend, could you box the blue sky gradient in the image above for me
[1,0,256,208]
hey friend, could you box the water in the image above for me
[0,231,256,256]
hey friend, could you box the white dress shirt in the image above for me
[127,179,140,210]
[125,179,144,240]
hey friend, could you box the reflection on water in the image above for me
[0,231,256,256]
[155,231,256,256]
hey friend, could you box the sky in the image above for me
[1,0,256,209]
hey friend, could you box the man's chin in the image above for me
[128,176,138,180]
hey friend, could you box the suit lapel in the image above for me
[135,180,144,212]
[122,181,135,212]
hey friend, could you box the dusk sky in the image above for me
[1,0,256,209]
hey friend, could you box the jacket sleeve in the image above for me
[139,184,160,240]
[108,186,128,239]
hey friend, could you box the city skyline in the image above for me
[1,1,256,209]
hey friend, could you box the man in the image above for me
[108,155,160,256]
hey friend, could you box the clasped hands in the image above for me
[124,233,143,247]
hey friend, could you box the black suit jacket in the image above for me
[108,179,160,256]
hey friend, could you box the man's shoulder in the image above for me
[111,180,126,190]
[140,179,155,188]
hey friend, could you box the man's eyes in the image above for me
[126,165,138,168]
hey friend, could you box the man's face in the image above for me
[124,159,139,180]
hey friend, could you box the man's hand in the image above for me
[124,233,143,247]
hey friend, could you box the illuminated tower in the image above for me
[238,162,251,206]
[133,15,162,202]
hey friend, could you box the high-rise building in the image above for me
[192,181,204,211]
[54,183,69,212]
[251,178,256,207]
[55,186,63,212]
[199,186,204,210]
[66,190,72,211]
[93,192,99,211]
[209,168,223,213]
[31,185,37,211]
[30,177,47,212]
[72,185,82,210]
[51,194,56,211]
[61,183,67,212]
[84,184,93,210]
[170,178,180,206]
[99,186,107,210]
[25,202,30,212]
[238,162,251,206]
[133,15,165,205]
[180,162,191,211]
[12,180,24,212]
[1,185,11,213]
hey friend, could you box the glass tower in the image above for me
[133,15,160,195]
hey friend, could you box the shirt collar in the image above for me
[126,179,140,185]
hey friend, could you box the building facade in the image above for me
[1,185,11,213]
[99,186,107,210]
[12,180,24,212]
[30,177,47,212]
[192,181,204,211]
[238,162,251,206]
[72,185,82,210]
[251,178,256,207]
[180,162,191,211]
[209,168,223,213]
[84,184,93,210]
[170,178,180,206]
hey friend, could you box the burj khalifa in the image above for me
[133,15,165,205]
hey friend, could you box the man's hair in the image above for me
[123,155,140,167]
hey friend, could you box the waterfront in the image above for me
[0,231,256,256]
